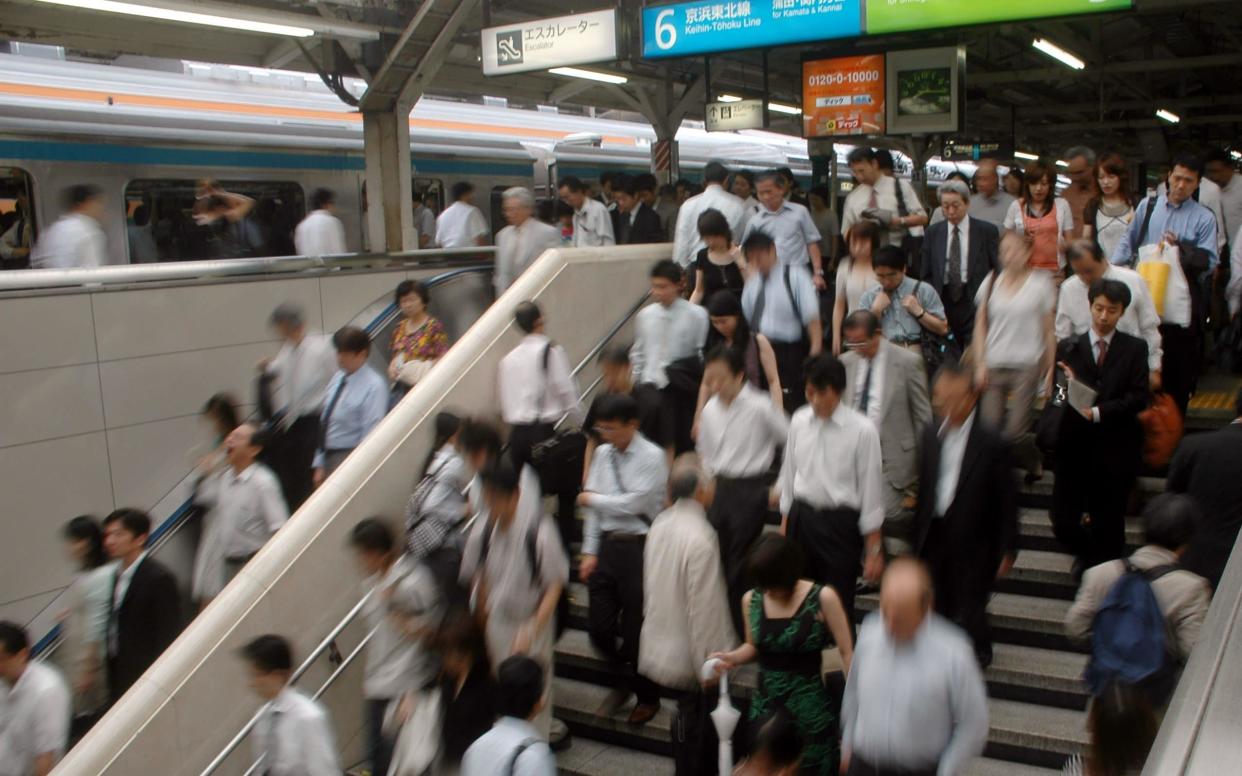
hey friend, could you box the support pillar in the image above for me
[651,137,680,183]
[362,107,415,253]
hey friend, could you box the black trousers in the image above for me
[1053,457,1134,569]
[635,382,697,456]
[587,535,660,705]
[942,294,975,350]
[768,339,811,413]
[923,519,994,665]
[709,475,770,639]
[847,756,937,776]
[1160,323,1199,417]
[262,414,319,511]
[671,687,719,776]
[508,421,580,550]
[366,698,395,776]
[787,501,862,628]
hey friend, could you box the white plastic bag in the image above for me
[1136,241,1191,327]
[386,688,442,776]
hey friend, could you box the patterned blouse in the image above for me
[391,316,449,363]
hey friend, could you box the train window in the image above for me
[123,179,305,262]
[0,168,36,270]
[413,178,444,214]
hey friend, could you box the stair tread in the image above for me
[858,592,1072,635]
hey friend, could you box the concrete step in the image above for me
[856,591,1077,653]
[551,676,1084,769]
[1018,472,1165,511]
[999,548,1079,600]
[1017,508,1143,554]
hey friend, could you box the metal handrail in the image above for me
[195,286,650,773]
[0,247,495,293]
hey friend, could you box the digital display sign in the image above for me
[802,55,885,138]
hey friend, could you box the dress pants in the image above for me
[847,756,937,776]
[787,501,863,629]
[670,687,718,776]
[979,365,1042,474]
[923,518,994,666]
[366,698,395,776]
[1159,323,1198,417]
[708,475,770,639]
[1052,458,1134,570]
[635,382,696,456]
[508,421,580,550]
[942,293,975,351]
[768,339,811,413]
[587,534,660,705]
[263,414,319,511]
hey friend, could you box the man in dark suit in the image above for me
[612,174,665,245]
[914,360,1018,667]
[1053,279,1150,572]
[1167,388,1242,590]
[918,180,999,348]
[102,508,182,705]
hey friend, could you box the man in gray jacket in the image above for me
[840,310,933,555]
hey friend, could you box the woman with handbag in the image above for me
[389,280,449,404]
[974,232,1057,483]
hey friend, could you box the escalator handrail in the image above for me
[198,287,650,774]
[30,265,493,660]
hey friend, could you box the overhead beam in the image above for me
[1016,94,1242,117]
[971,53,1242,86]
[262,39,307,69]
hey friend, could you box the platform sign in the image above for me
[642,0,863,59]
[942,139,1014,162]
[802,54,885,138]
[481,9,618,75]
[705,99,766,132]
[864,0,1133,35]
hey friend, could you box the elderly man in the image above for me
[559,176,615,247]
[918,179,999,348]
[671,161,747,268]
[640,456,737,776]
[963,160,1013,228]
[841,559,989,776]
[494,187,562,295]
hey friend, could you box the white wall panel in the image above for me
[92,278,321,361]
[319,270,404,333]
[107,415,208,511]
[0,364,105,448]
[0,294,97,375]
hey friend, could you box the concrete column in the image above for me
[363,106,415,252]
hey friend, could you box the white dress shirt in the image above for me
[1219,174,1242,252]
[0,662,70,776]
[498,333,580,425]
[630,298,709,388]
[571,198,616,247]
[495,218,562,293]
[741,201,822,267]
[778,403,886,534]
[1056,264,1162,371]
[293,209,347,256]
[934,412,974,517]
[943,216,971,283]
[853,345,887,425]
[1086,328,1116,423]
[461,716,557,776]
[266,333,338,424]
[582,433,668,555]
[314,365,389,466]
[197,462,288,559]
[252,687,340,776]
[108,551,147,656]
[841,176,927,248]
[697,384,789,478]
[31,212,106,269]
[436,201,489,249]
[672,184,748,267]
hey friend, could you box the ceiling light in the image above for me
[32,0,315,36]
[548,67,628,85]
[717,94,744,103]
[1056,159,1069,168]
[1032,38,1085,70]
[768,101,801,115]
[1014,151,1040,161]
[1156,108,1181,124]
[1231,151,1242,162]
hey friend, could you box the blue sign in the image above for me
[642,0,863,59]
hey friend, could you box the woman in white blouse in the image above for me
[55,516,115,727]
[973,232,1057,481]
[1083,153,1135,263]
[832,219,882,355]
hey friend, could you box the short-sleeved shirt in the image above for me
[0,662,70,775]
[976,270,1056,369]
[391,317,449,363]
[741,201,822,267]
[694,248,746,302]
[858,276,947,344]
[741,265,820,344]
[436,201,489,248]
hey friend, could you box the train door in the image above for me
[0,167,36,270]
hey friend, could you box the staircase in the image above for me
[550,474,1169,775]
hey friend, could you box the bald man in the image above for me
[932,160,1015,230]
[840,559,989,776]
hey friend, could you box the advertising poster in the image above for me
[802,54,886,138]
[864,0,1133,36]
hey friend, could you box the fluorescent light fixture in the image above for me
[1014,150,1040,161]
[548,67,628,85]
[1156,108,1181,124]
[717,94,744,103]
[1033,38,1085,70]
[768,101,801,115]
[1056,159,1069,168]
[32,0,315,36]
[1231,150,1242,162]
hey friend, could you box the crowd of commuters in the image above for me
[12,147,1242,776]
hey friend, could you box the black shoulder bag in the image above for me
[894,178,926,278]
[530,342,587,495]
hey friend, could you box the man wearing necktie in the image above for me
[1051,279,1150,574]
[312,326,389,488]
[918,181,1000,348]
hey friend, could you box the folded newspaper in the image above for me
[1067,377,1098,415]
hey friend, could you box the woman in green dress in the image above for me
[712,534,855,775]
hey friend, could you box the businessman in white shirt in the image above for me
[436,181,490,249]
[559,176,615,247]
[31,184,107,269]
[0,622,70,776]
[293,188,347,256]
[672,161,748,268]
[242,635,339,776]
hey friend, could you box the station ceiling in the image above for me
[2,0,1241,163]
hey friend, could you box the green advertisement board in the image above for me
[865,0,1133,35]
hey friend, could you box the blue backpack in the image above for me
[1084,560,1178,698]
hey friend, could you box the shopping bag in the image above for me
[386,688,442,776]
[1139,393,1184,469]
[1137,242,1192,327]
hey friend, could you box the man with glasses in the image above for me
[918,180,999,348]
[858,246,949,355]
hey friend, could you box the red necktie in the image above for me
[1096,339,1108,370]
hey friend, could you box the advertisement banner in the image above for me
[864,0,1133,36]
[802,54,886,138]
[481,9,618,75]
[642,0,862,59]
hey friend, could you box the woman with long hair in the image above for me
[1084,154,1135,262]
[832,220,882,355]
[1003,160,1075,278]
[55,515,114,734]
